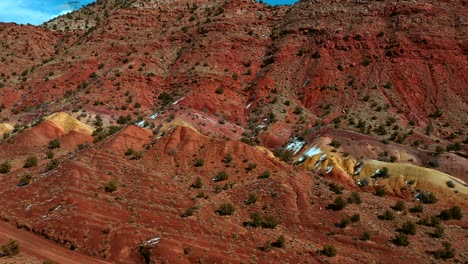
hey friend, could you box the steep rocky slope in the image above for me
[0,0,467,263]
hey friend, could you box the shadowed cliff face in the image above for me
[0,0,466,263]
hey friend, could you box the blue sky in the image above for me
[0,0,298,26]
[0,0,94,25]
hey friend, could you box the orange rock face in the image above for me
[0,0,466,263]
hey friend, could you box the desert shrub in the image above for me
[418,191,438,204]
[347,192,362,204]
[104,179,118,193]
[374,187,386,197]
[273,148,294,163]
[392,233,409,246]
[222,154,233,163]
[392,201,405,211]
[431,224,444,238]
[181,207,195,217]
[259,241,272,252]
[329,140,341,148]
[398,221,417,235]
[0,160,11,174]
[318,245,337,257]
[430,242,455,259]
[327,196,347,211]
[439,206,462,220]
[46,150,54,159]
[193,158,204,167]
[446,180,455,188]
[191,177,203,188]
[378,209,395,220]
[47,139,60,149]
[258,170,270,179]
[19,173,32,186]
[23,156,38,168]
[213,171,228,182]
[417,216,440,227]
[350,213,360,223]
[271,235,286,248]
[245,193,258,205]
[0,239,20,257]
[360,231,371,241]
[329,183,344,194]
[46,159,59,171]
[335,218,350,228]
[215,87,224,94]
[244,212,279,229]
[409,204,424,213]
[245,163,257,171]
[125,148,135,156]
[216,203,235,216]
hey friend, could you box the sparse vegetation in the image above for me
[216,203,235,216]
[244,212,279,229]
[23,156,38,168]
[409,204,424,213]
[439,206,462,220]
[245,193,258,205]
[258,170,270,179]
[347,192,362,204]
[193,158,204,167]
[0,239,20,257]
[430,242,455,259]
[392,233,409,246]
[391,201,405,211]
[0,160,11,174]
[327,196,347,211]
[191,177,203,189]
[19,173,32,186]
[213,171,228,182]
[378,209,395,220]
[47,139,60,149]
[318,244,337,257]
[104,179,118,193]
[398,220,417,235]
[329,183,344,194]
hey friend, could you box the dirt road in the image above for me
[0,221,111,264]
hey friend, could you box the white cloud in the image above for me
[0,0,78,25]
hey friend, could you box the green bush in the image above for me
[19,173,32,186]
[46,159,59,171]
[360,231,371,241]
[271,235,285,248]
[327,196,347,211]
[191,177,203,189]
[350,213,360,223]
[378,209,395,220]
[329,183,344,194]
[319,244,337,257]
[418,191,438,204]
[439,206,462,220]
[258,170,270,179]
[392,201,405,211]
[409,204,424,213]
[216,203,235,216]
[47,139,60,149]
[417,216,440,227]
[0,239,20,257]
[347,192,362,204]
[213,171,228,182]
[244,212,279,229]
[431,224,444,238]
[104,179,118,193]
[245,193,258,205]
[430,242,455,259]
[23,156,38,168]
[125,148,135,156]
[335,218,350,228]
[0,160,11,174]
[374,187,386,197]
[193,158,204,167]
[398,220,416,235]
[392,233,409,246]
